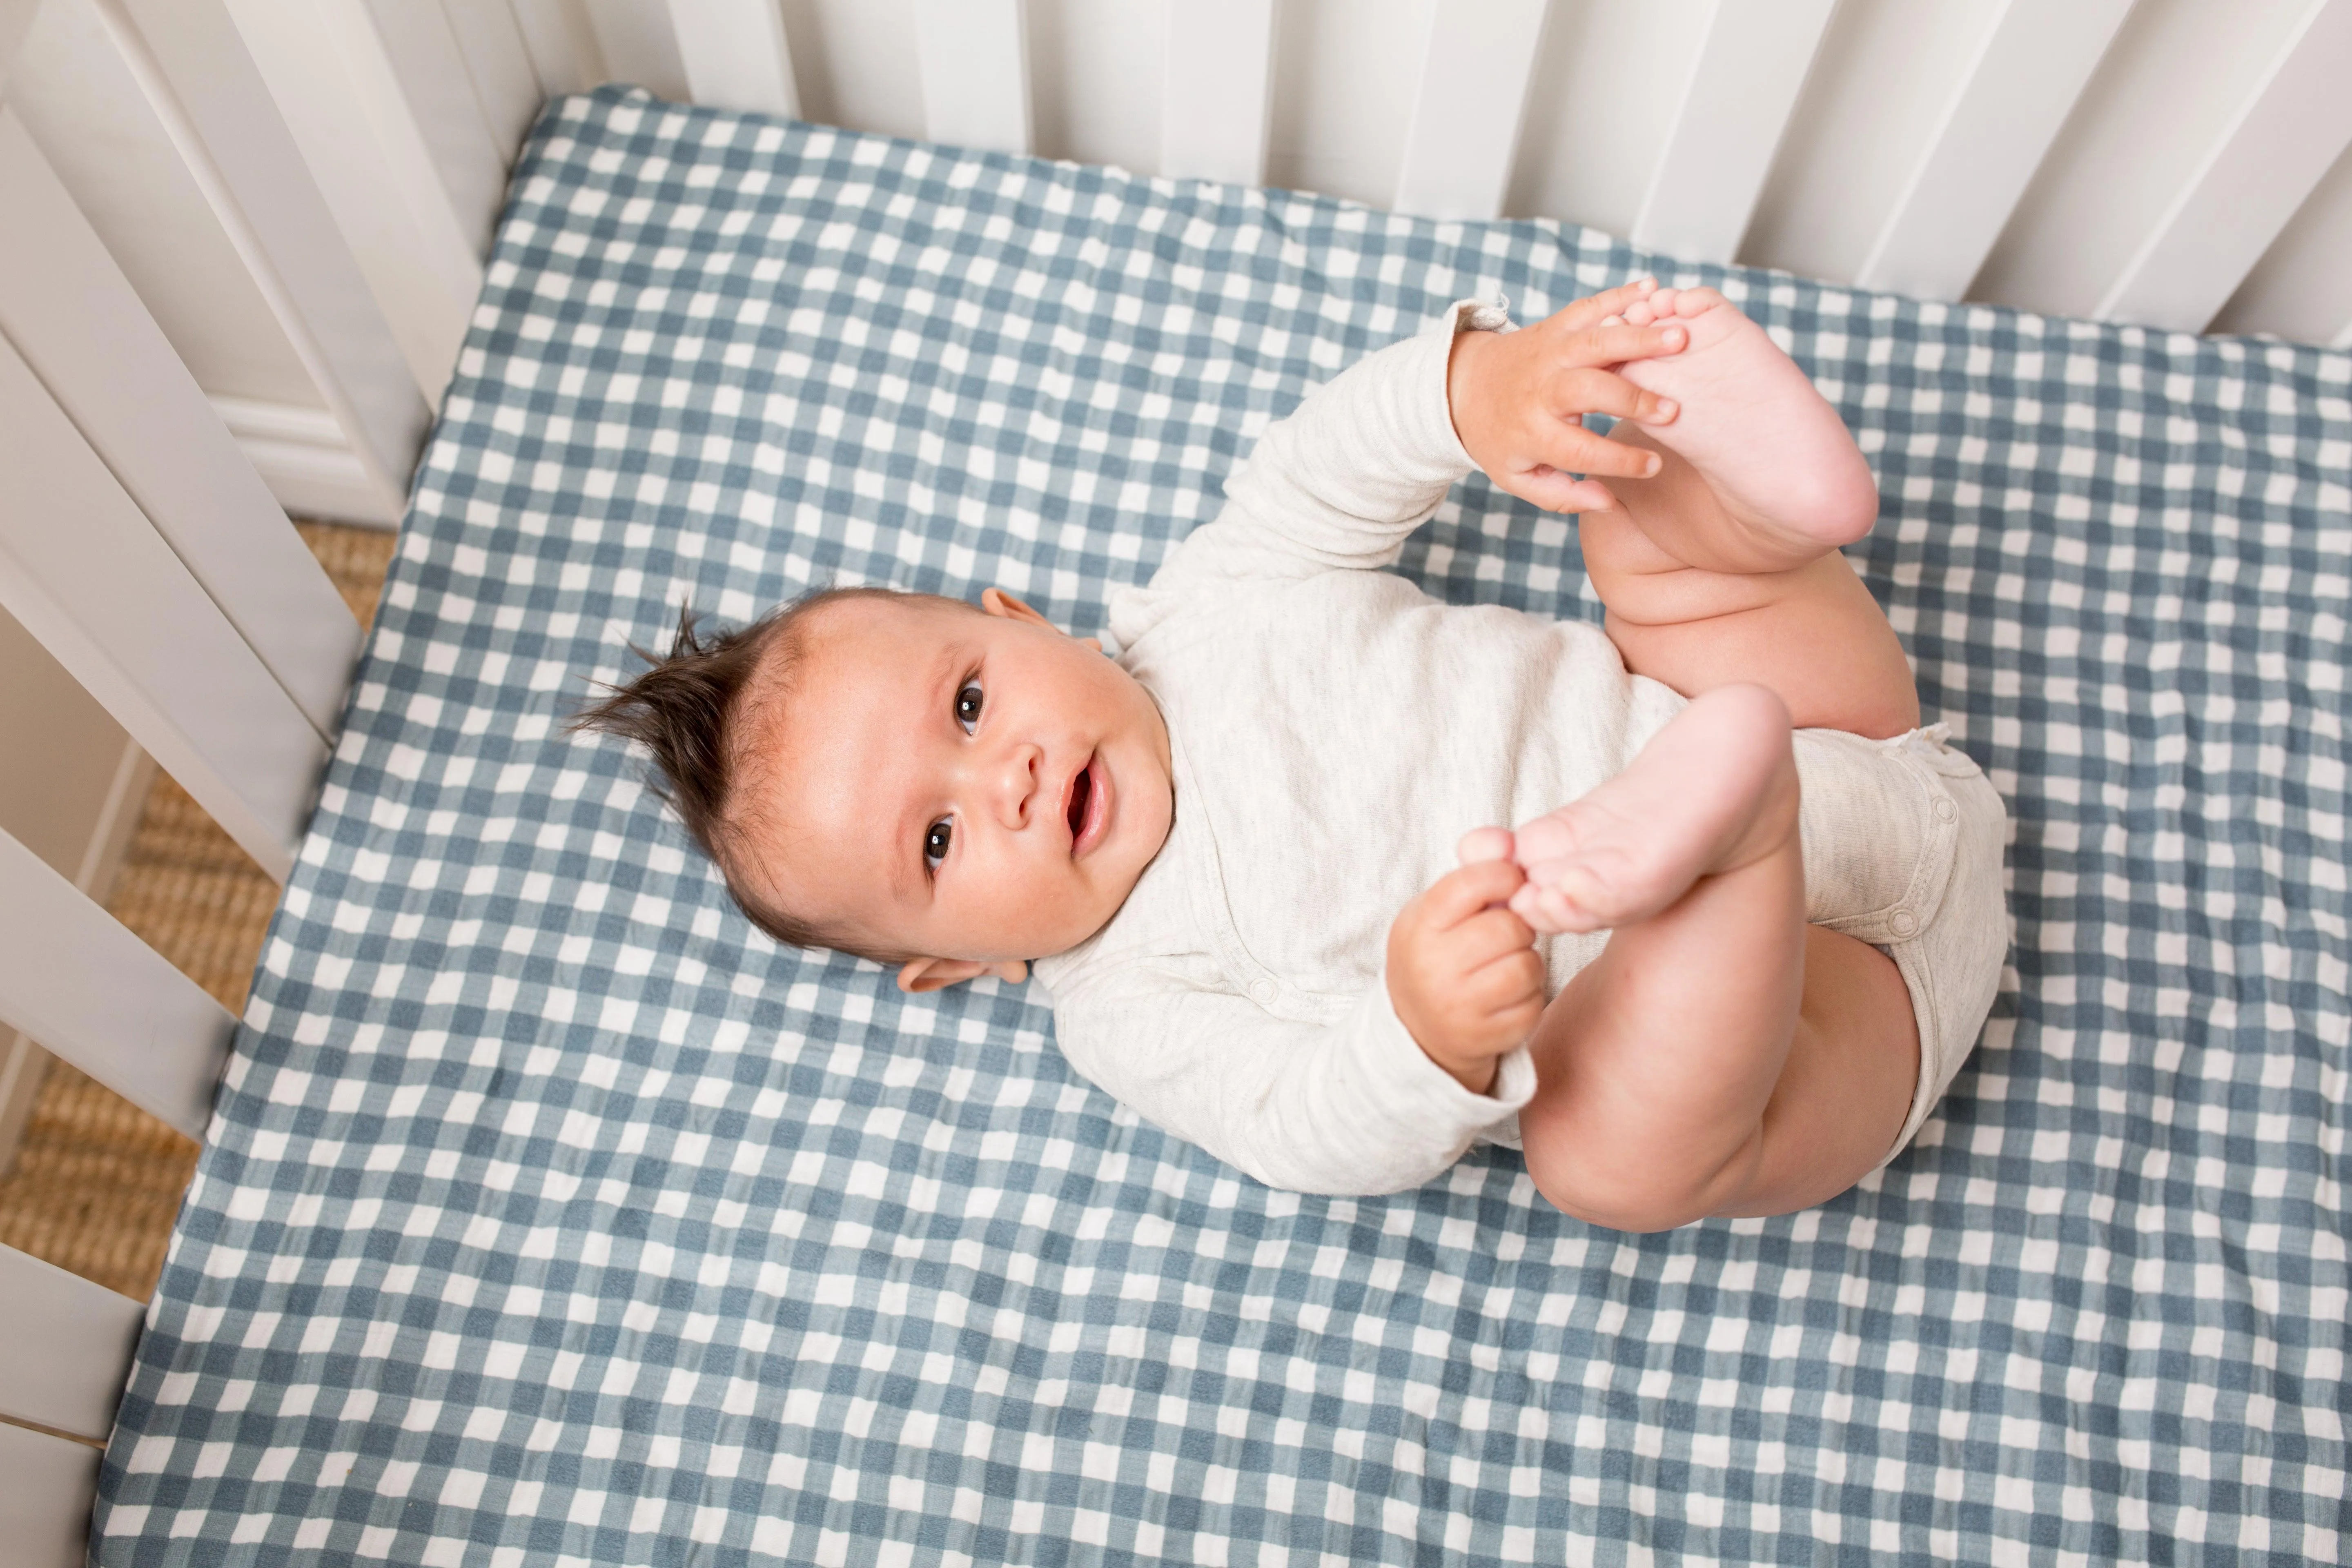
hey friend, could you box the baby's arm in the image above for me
[1047,843,1548,1195]
[1151,283,1683,595]
[1050,949,1538,1196]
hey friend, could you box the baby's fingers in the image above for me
[1456,905,1537,966]
[1465,944,1547,1016]
[1551,321,1686,373]
[1499,469,1624,517]
[1528,424,1663,484]
[1548,363,1677,428]
[1548,278,1657,332]
[1422,856,1526,928]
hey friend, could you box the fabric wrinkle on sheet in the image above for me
[1036,308,2010,1193]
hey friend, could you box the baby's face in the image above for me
[745,591,1173,980]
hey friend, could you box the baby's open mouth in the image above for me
[1066,756,1094,844]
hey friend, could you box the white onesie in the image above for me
[1031,307,2009,1196]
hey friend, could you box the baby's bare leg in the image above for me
[1501,686,1917,1230]
[1579,288,1918,738]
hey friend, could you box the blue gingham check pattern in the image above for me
[97,87,2351,1565]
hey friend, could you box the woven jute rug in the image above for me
[0,521,394,1299]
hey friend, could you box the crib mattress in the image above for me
[97,87,2350,1565]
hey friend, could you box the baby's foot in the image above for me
[1507,684,1796,935]
[1604,287,1879,550]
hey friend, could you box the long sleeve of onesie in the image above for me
[1132,303,1503,606]
[1049,952,1539,1197]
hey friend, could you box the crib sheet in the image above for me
[97,87,2351,1565]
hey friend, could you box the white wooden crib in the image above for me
[2,2,2349,1560]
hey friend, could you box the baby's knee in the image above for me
[1522,1142,1731,1234]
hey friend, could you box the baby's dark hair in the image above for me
[571,585,963,964]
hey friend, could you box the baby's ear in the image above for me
[979,587,1056,630]
[896,956,1030,993]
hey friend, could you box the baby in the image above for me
[578,280,2007,1230]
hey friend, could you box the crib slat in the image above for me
[1390,0,1546,221]
[351,0,512,254]
[582,0,689,101]
[211,0,486,396]
[506,0,605,96]
[1160,0,1272,185]
[2095,0,2352,332]
[1855,0,2133,302]
[913,0,1030,156]
[0,334,325,884]
[0,829,234,1142]
[0,1421,101,1568]
[1631,0,1836,267]
[0,111,360,742]
[1,0,36,82]
[2211,142,2352,347]
[665,0,798,118]
[103,0,428,511]
[0,1245,146,1443]
[436,0,550,156]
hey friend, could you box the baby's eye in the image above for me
[924,819,953,869]
[954,680,983,734]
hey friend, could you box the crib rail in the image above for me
[0,330,327,881]
[0,110,359,742]
[0,828,236,1141]
[0,1423,105,1568]
[0,1246,146,1443]
[0,824,229,1557]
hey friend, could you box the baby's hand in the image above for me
[1447,278,1689,515]
[1385,830,1547,1095]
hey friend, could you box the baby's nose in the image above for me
[993,743,1042,826]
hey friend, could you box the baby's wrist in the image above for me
[1391,985,1502,1095]
[1422,1038,1500,1097]
[1444,325,1507,459]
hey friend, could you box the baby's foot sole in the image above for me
[1612,287,1880,551]
[1508,684,1795,935]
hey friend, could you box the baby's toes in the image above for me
[1670,284,1727,318]
[1513,813,1581,868]
[1509,882,1575,935]
[1523,862,1608,933]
